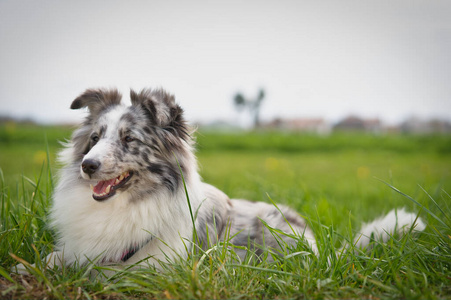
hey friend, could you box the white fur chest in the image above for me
[50,180,194,265]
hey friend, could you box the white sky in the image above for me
[0,0,450,125]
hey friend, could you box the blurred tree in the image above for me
[233,88,265,128]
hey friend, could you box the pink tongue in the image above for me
[93,178,117,195]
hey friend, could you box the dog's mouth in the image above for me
[90,171,133,201]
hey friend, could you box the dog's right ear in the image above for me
[71,89,122,114]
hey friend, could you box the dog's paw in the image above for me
[10,251,63,276]
[11,263,31,275]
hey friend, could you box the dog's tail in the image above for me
[350,208,426,250]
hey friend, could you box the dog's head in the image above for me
[70,88,193,201]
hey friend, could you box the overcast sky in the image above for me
[0,0,450,125]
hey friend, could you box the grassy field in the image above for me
[1,123,451,299]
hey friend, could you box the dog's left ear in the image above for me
[71,88,122,115]
[130,88,187,135]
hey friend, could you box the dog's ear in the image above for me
[71,89,122,114]
[130,88,187,135]
[131,88,189,140]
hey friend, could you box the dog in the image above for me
[13,87,425,276]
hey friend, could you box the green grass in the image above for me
[1,124,451,299]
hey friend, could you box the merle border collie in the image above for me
[13,88,425,277]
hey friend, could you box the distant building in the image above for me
[400,117,451,134]
[333,116,383,133]
[334,116,365,131]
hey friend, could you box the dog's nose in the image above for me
[82,159,100,175]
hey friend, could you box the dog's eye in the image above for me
[91,135,99,143]
[124,136,135,143]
